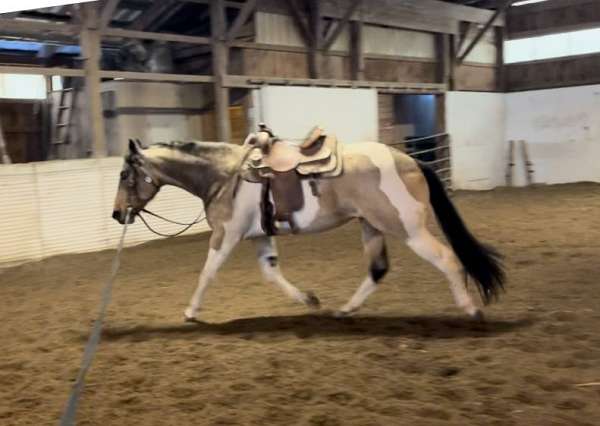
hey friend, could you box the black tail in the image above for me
[418,163,505,304]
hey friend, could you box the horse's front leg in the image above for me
[254,236,320,309]
[184,228,240,321]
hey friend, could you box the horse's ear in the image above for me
[128,138,143,155]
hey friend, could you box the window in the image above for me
[505,27,600,63]
[0,74,47,99]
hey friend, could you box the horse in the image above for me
[112,137,505,322]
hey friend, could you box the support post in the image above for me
[80,3,107,157]
[457,0,513,65]
[0,121,11,164]
[435,33,450,86]
[350,20,364,80]
[308,0,322,79]
[211,0,231,142]
[448,33,457,90]
[495,25,506,92]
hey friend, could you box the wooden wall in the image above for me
[507,52,600,92]
[507,0,600,39]
[455,63,497,92]
[0,100,44,163]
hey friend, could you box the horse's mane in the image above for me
[147,140,237,158]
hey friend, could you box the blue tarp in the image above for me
[0,40,80,55]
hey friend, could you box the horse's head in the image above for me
[112,139,160,224]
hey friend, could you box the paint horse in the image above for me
[112,130,505,322]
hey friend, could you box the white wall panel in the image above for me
[446,92,506,190]
[0,158,210,267]
[505,84,600,185]
[255,12,350,52]
[363,25,435,59]
[255,86,378,143]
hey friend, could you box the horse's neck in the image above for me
[149,145,243,205]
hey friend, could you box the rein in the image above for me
[138,208,206,238]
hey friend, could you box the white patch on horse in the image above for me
[291,180,320,229]
[346,143,425,233]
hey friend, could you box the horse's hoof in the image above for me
[333,308,356,318]
[184,315,198,323]
[472,310,485,323]
[305,291,321,309]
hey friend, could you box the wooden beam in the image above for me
[495,25,506,92]
[80,3,107,158]
[131,0,178,31]
[100,0,121,29]
[225,75,446,93]
[435,33,451,87]
[99,70,214,83]
[457,0,513,65]
[211,0,231,142]
[0,122,11,164]
[322,0,361,52]
[259,0,504,35]
[455,21,472,58]
[177,0,244,8]
[102,28,211,44]
[284,0,314,46]
[349,20,364,80]
[0,66,85,77]
[226,0,257,43]
[0,18,79,35]
[308,0,322,78]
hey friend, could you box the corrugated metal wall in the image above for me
[0,158,210,267]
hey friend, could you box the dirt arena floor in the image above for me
[1,183,600,426]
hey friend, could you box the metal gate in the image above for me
[389,132,452,191]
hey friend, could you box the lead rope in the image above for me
[59,208,132,426]
[138,208,206,238]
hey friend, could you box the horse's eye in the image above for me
[120,170,128,180]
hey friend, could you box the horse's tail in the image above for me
[418,163,505,304]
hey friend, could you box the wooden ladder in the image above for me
[0,118,11,164]
[51,77,78,153]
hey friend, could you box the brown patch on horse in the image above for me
[313,153,406,235]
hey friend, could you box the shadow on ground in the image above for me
[101,313,534,342]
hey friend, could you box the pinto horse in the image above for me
[112,138,504,321]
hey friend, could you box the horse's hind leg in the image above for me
[337,220,389,316]
[406,222,480,318]
[254,236,320,309]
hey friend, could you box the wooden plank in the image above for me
[0,66,84,77]
[322,0,361,51]
[131,0,179,30]
[225,75,446,92]
[0,18,79,35]
[100,0,121,29]
[495,25,505,92]
[258,0,504,35]
[211,0,231,142]
[457,0,512,65]
[226,0,257,43]
[102,28,211,44]
[435,33,450,86]
[308,0,322,78]
[284,0,313,46]
[350,20,364,80]
[80,3,107,158]
[99,70,214,82]
[508,0,600,39]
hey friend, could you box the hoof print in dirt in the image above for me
[305,291,321,309]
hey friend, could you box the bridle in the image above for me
[122,158,206,238]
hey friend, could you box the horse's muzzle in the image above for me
[112,210,135,224]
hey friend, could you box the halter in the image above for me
[123,158,207,238]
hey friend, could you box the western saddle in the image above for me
[241,123,343,235]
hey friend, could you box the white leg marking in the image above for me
[407,229,478,316]
[338,221,387,315]
[338,277,377,315]
[184,237,238,320]
[254,237,319,308]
